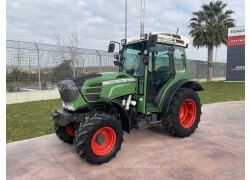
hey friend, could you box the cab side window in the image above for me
[174,47,186,75]
[148,44,170,73]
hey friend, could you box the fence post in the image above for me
[72,53,76,77]
[96,50,102,73]
[34,43,41,90]
[70,47,76,77]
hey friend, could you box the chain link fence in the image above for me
[6,40,117,92]
[6,40,226,92]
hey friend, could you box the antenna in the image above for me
[140,0,145,35]
[176,27,179,34]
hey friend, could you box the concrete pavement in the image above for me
[7,101,245,180]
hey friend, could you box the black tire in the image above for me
[74,113,123,165]
[54,122,75,144]
[162,88,202,137]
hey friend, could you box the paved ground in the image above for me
[7,101,245,180]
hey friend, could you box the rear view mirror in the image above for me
[108,43,115,52]
[114,54,120,66]
[114,54,119,60]
[148,34,158,47]
[114,61,120,66]
[142,57,149,65]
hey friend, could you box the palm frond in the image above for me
[188,0,236,47]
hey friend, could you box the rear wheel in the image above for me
[162,88,202,137]
[54,122,75,144]
[74,113,123,164]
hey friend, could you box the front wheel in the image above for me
[162,88,202,137]
[74,113,123,164]
[54,122,75,144]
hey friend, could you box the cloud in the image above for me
[7,0,245,61]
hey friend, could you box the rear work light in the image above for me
[140,34,147,40]
[121,39,127,45]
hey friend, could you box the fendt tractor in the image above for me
[51,32,204,164]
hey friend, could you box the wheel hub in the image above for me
[96,133,106,144]
[179,99,197,128]
[66,124,75,136]
[91,127,116,156]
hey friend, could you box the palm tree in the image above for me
[188,0,235,81]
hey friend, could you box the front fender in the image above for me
[100,97,131,133]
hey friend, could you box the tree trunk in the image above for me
[207,45,213,81]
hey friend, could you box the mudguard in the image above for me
[160,80,204,113]
[100,97,131,133]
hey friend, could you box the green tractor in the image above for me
[51,32,204,164]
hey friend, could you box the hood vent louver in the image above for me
[84,82,102,102]
[116,75,129,78]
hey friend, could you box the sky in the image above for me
[6,0,245,61]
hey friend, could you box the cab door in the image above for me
[146,44,175,110]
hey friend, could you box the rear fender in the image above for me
[160,80,204,113]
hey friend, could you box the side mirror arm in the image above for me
[110,41,121,51]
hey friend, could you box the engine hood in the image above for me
[99,72,136,85]
[68,72,136,87]
[58,72,137,110]
[81,72,137,102]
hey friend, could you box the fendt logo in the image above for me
[228,26,245,37]
[231,29,245,34]
[232,65,245,71]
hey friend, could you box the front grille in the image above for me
[84,82,102,102]
[86,88,101,93]
[58,74,102,103]
[58,80,79,103]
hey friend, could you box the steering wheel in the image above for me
[134,67,144,76]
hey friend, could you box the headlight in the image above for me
[140,34,147,40]
[62,101,67,109]
[62,102,74,111]
[67,103,75,111]
[121,39,126,45]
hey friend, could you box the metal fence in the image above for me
[188,60,226,80]
[6,40,117,92]
[6,40,226,92]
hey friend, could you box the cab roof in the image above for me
[125,32,189,48]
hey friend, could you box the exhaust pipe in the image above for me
[125,95,132,110]
[122,99,126,107]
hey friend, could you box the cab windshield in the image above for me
[119,43,145,77]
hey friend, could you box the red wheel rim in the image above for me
[66,124,75,136]
[179,99,197,128]
[91,127,116,156]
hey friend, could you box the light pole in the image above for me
[215,46,217,62]
[140,0,145,35]
[125,0,127,39]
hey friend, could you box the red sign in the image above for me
[228,35,245,46]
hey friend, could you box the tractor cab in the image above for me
[108,32,190,111]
